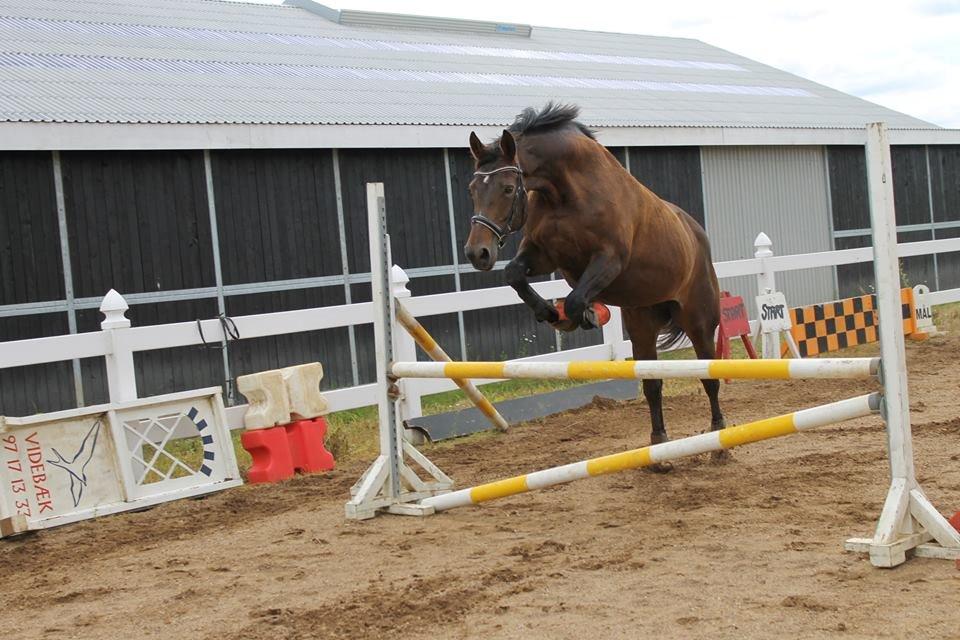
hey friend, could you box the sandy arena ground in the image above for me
[3,335,959,640]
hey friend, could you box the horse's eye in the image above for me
[504,185,515,195]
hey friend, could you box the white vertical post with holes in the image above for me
[844,123,960,566]
[390,265,423,424]
[344,183,452,520]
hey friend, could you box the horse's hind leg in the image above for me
[675,304,728,461]
[623,306,673,472]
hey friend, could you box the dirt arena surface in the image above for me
[3,336,959,640]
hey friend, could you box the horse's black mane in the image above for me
[508,102,596,140]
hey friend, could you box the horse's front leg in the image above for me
[563,250,623,329]
[504,243,559,324]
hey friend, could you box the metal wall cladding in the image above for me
[701,146,835,307]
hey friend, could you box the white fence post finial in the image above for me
[100,289,138,402]
[754,232,777,300]
[100,289,131,329]
[754,232,773,257]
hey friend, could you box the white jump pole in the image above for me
[422,394,880,512]
[844,123,960,566]
[391,358,879,381]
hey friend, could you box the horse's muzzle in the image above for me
[464,243,496,271]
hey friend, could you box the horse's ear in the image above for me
[468,131,485,160]
[500,129,517,161]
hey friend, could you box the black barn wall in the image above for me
[0,152,73,413]
[3,142,959,416]
[827,145,960,298]
[211,149,358,391]
[61,150,225,402]
[337,148,460,376]
[627,146,705,227]
[930,147,960,288]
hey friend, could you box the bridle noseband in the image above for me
[471,164,527,248]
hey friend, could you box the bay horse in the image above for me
[464,103,725,460]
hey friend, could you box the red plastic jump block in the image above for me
[241,417,335,484]
[241,426,295,484]
[286,417,335,474]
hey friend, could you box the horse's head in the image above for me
[464,129,527,271]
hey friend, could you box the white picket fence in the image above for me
[2,232,959,432]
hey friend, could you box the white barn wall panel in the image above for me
[701,146,836,306]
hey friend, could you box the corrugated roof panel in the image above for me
[0,0,939,129]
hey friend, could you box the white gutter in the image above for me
[2,121,958,151]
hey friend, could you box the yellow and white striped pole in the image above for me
[395,304,510,432]
[420,393,880,512]
[392,358,880,381]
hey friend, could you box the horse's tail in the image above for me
[656,319,687,351]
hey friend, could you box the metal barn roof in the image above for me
[0,0,955,149]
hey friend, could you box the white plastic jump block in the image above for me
[282,363,329,421]
[237,369,289,429]
[237,362,329,430]
[0,388,241,537]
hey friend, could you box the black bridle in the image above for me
[471,164,527,248]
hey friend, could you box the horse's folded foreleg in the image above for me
[505,244,559,324]
[563,251,622,329]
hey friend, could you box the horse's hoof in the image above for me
[579,308,600,330]
[710,449,732,464]
[646,461,674,473]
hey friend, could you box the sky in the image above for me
[247,0,960,128]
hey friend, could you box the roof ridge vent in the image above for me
[284,1,531,37]
[340,10,531,37]
[283,0,342,23]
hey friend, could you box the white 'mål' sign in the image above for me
[912,284,938,335]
